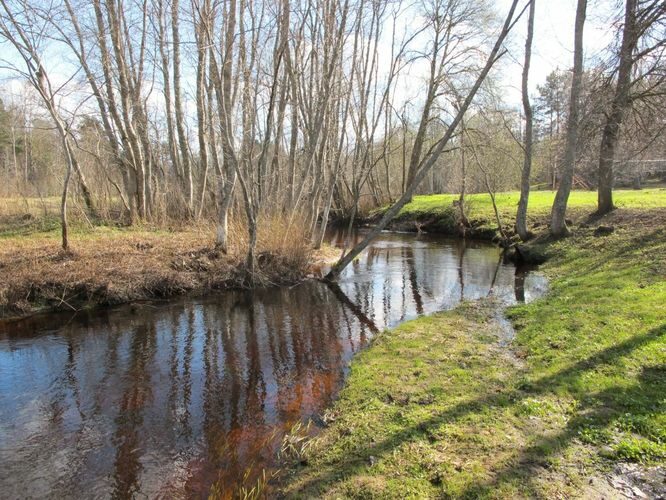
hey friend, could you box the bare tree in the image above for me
[515,0,535,241]
[597,0,666,214]
[0,0,82,249]
[551,0,586,237]
[171,0,193,214]
[403,0,492,202]
[156,0,183,188]
[326,0,526,280]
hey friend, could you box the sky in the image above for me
[498,0,617,105]
[0,0,621,129]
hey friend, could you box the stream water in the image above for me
[0,230,547,498]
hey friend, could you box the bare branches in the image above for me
[2,0,662,279]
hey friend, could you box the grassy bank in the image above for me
[378,188,666,238]
[0,215,327,319]
[280,208,666,498]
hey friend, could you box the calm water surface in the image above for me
[0,231,546,498]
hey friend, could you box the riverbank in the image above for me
[371,188,666,240]
[3,189,662,320]
[0,221,336,319]
[279,207,666,498]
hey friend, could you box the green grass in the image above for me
[0,195,130,239]
[386,189,666,237]
[280,212,666,498]
[0,217,173,240]
[399,188,666,217]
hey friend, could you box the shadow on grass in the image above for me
[460,363,665,497]
[290,323,665,496]
[580,227,666,275]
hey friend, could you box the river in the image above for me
[0,230,547,498]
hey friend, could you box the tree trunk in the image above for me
[597,0,637,215]
[171,0,193,213]
[458,113,469,233]
[211,0,238,253]
[216,172,236,253]
[157,0,181,181]
[194,1,210,219]
[516,0,535,241]
[60,143,73,251]
[551,0,586,237]
[70,154,96,218]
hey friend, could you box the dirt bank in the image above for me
[0,227,331,320]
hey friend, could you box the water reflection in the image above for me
[331,229,547,329]
[0,230,546,498]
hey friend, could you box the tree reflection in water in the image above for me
[0,231,547,498]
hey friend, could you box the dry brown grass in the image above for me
[1,226,225,317]
[0,211,324,319]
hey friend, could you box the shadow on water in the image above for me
[0,229,546,498]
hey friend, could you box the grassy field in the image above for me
[382,188,666,237]
[398,188,666,217]
[280,207,666,498]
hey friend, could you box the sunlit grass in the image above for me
[280,212,666,498]
[398,188,666,219]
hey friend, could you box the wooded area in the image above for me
[0,0,664,278]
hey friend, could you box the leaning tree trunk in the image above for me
[515,0,535,241]
[69,156,96,218]
[326,0,522,280]
[597,0,638,215]
[551,0,586,237]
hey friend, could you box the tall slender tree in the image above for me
[515,0,535,241]
[597,0,665,214]
[0,0,80,249]
[551,0,586,237]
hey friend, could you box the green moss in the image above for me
[281,210,666,498]
[0,214,61,238]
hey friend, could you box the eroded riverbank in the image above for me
[0,226,325,320]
